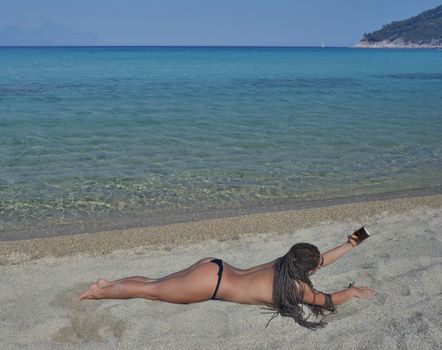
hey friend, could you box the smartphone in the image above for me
[354,226,370,243]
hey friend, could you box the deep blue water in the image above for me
[1,47,441,239]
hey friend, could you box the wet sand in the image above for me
[1,195,441,349]
[1,194,441,264]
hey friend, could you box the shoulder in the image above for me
[293,280,316,303]
[294,280,328,306]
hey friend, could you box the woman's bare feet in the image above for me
[79,278,112,300]
[96,278,112,288]
[79,282,100,300]
[79,276,155,300]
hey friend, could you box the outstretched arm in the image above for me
[321,241,354,268]
[299,281,374,308]
[321,232,359,268]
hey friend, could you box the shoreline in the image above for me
[1,192,441,265]
[353,39,442,48]
[3,185,442,241]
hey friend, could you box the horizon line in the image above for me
[0,44,354,48]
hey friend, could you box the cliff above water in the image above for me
[354,5,442,48]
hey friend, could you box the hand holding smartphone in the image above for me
[348,226,370,246]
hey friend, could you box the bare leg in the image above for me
[96,276,154,288]
[93,256,217,289]
[80,262,219,303]
[80,280,156,300]
[154,257,216,281]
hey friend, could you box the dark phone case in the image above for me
[354,227,370,242]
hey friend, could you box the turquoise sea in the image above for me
[1,47,441,240]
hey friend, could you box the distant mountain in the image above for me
[0,17,100,46]
[355,5,442,48]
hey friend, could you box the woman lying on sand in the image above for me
[80,230,374,329]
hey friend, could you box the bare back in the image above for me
[214,260,277,306]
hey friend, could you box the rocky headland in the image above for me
[354,5,442,48]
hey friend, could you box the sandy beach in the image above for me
[1,194,441,349]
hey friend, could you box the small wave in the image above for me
[374,73,442,80]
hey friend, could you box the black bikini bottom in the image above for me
[209,258,224,300]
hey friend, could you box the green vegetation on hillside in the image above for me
[363,5,442,43]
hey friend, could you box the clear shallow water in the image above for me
[1,47,442,239]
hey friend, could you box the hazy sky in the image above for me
[1,0,441,46]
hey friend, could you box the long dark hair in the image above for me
[260,243,330,330]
